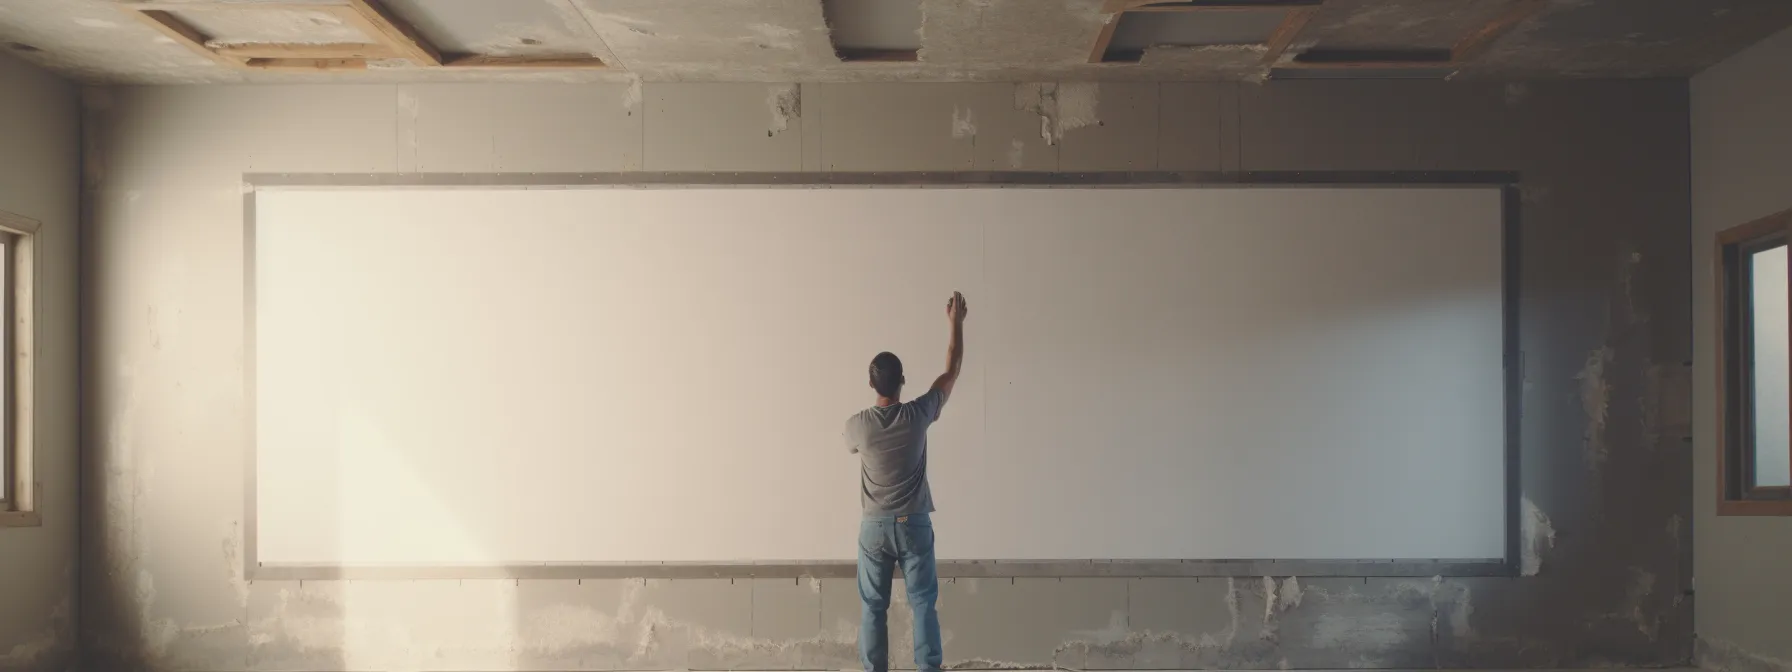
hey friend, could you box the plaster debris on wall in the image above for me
[1048,578,1246,666]
[1006,138,1025,168]
[767,83,800,136]
[1278,577,1303,611]
[1578,345,1616,467]
[1698,636,1792,672]
[1015,82,1100,146]
[951,105,976,140]
[1520,497,1557,576]
[230,578,865,672]
[622,76,643,113]
[0,576,70,670]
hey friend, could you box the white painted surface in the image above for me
[1693,23,1792,663]
[252,186,1506,565]
[1748,247,1791,487]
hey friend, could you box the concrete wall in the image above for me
[82,80,1693,671]
[0,53,81,672]
[1691,24,1792,672]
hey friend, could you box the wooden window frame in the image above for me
[0,210,38,529]
[1716,206,1792,517]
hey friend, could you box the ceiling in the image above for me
[0,0,1788,84]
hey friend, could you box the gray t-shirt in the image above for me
[844,388,945,517]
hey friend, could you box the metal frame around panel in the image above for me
[241,171,1524,581]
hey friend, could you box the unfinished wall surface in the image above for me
[82,79,1693,671]
[0,53,81,672]
[1691,24,1792,672]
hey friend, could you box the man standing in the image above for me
[844,291,967,672]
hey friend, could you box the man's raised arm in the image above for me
[928,291,968,409]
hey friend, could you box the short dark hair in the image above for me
[869,352,904,398]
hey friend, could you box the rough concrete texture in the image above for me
[1690,23,1792,672]
[0,52,81,672]
[0,0,1787,83]
[76,79,1694,671]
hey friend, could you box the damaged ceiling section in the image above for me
[0,0,1787,83]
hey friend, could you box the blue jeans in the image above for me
[858,513,941,672]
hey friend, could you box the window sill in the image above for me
[1717,500,1792,516]
[0,510,40,527]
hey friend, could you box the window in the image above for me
[0,209,35,528]
[1718,206,1792,516]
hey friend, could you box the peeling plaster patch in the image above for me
[0,593,70,668]
[1584,568,1662,643]
[767,84,801,136]
[1278,577,1303,611]
[1425,577,1475,644]
[243,579,858,671]
[1698,637,1792,672]
[1261,576,1277,624]
[1049,581,1243,662]
[948,658,1036,669]
[1007,139,1025,168]
[1579,345,1616,467]
[224,520,249,608]
[622,76,643,112]
[1521,497,1557,576]
[1312,613,1407,650]
[951,106,977,139]
[1014,82,1100,145]
[1054,82,1100,139]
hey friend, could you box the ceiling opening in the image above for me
[823,0,921,62]
[1090,0,1321,65]
[170,6,370,46]
[1104,10,1287,62]
[380,0,598,61]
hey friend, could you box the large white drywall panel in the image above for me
[252,185,1506,565]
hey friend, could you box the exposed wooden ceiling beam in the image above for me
[444,55,607,69]
[119,7,243,67]
[1452,0,1548,63]
[1260,6,1316,64]
[124,2,352,12]
[212,43,396,60]
[244,57,369,71]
